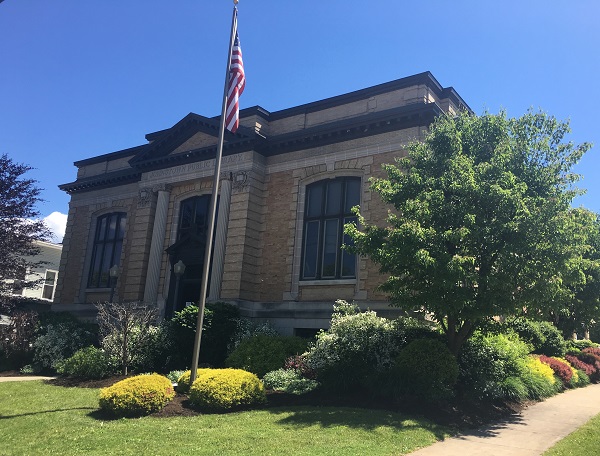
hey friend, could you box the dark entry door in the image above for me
[165,195,217,318]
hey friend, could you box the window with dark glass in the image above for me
[301,177,360,280]
[87,212,127,288]
[177,196,211,241]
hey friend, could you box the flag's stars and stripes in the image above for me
[225,30,245,133]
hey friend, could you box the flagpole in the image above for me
[190,1,239,384]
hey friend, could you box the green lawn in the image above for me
[0,381,450,456]
[544,412,600,456]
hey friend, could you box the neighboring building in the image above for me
[53,72,469,334]
[11,240,62,302]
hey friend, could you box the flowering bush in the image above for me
[99,374,175,417]
[188,368,266,411]
[305,301,400,390]
[538,355,573,386]
[304,300,438,393]
[262,368,319,395]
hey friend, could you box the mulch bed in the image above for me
[41,375,527,430]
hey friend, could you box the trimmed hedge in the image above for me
[99,374,175,417]
[175,368,213,394]
[188,368,266,412]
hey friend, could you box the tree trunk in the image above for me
[446,316,475,356]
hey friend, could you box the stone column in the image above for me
[143,185,171,305]
[208,178,232,301]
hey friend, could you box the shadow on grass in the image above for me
[0,407,95,419]
[266,406,451,441]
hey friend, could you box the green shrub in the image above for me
[98,374,175,417]
[175,368,213,394]
[33,322,97,371]
[225,334,308,378]
[56,346,114,379]
[505,318,566,357]
[167,370,185,384]
[565,339,599,352]
[458,332,530,400]
[188,368,266,412]
[262,368,319,395]
[163,302,241,370]
[19,364,35,375]
[304,302,402,391]
[201,302,240,366]
[497,376,529,401]
[394,338,459,400]
[505,318,545,351]
[131,325,169,374]
[537,322,566,357]
[230,319,280,350]
[572,369,591,387]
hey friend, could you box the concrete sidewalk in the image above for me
[409,383,600,455]
[0,376,56,382]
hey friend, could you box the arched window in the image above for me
[301,177,360,280]
[87,212,127,288]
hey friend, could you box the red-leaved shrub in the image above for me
[565,354,595,376]
[583,347,600,357]
[284,355,317,380]
[539,355,573,386]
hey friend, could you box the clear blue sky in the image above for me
[1,1,599,241]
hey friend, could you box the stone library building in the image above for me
[53,72,469,335]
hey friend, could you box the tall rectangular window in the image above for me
[87,212,127,288]
[301,177,360,280]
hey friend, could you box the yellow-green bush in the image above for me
[175,368,213,394]
[188,368,266,412]
[99,373,175,417]
[519,355,561,400]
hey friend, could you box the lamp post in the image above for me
[109,265,119,303]
[173,260,186,313]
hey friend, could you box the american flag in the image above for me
[225,29,245,133]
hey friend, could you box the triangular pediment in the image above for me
[170,131,218,155]
[129,113,257,170]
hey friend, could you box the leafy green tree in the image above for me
[0,154,50,294]
[550,209,600,339]
[346,110,592,354]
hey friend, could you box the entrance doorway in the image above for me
[165,195,217,318]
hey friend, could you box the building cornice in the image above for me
[60,72,469,195]
[59,168,142,194]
